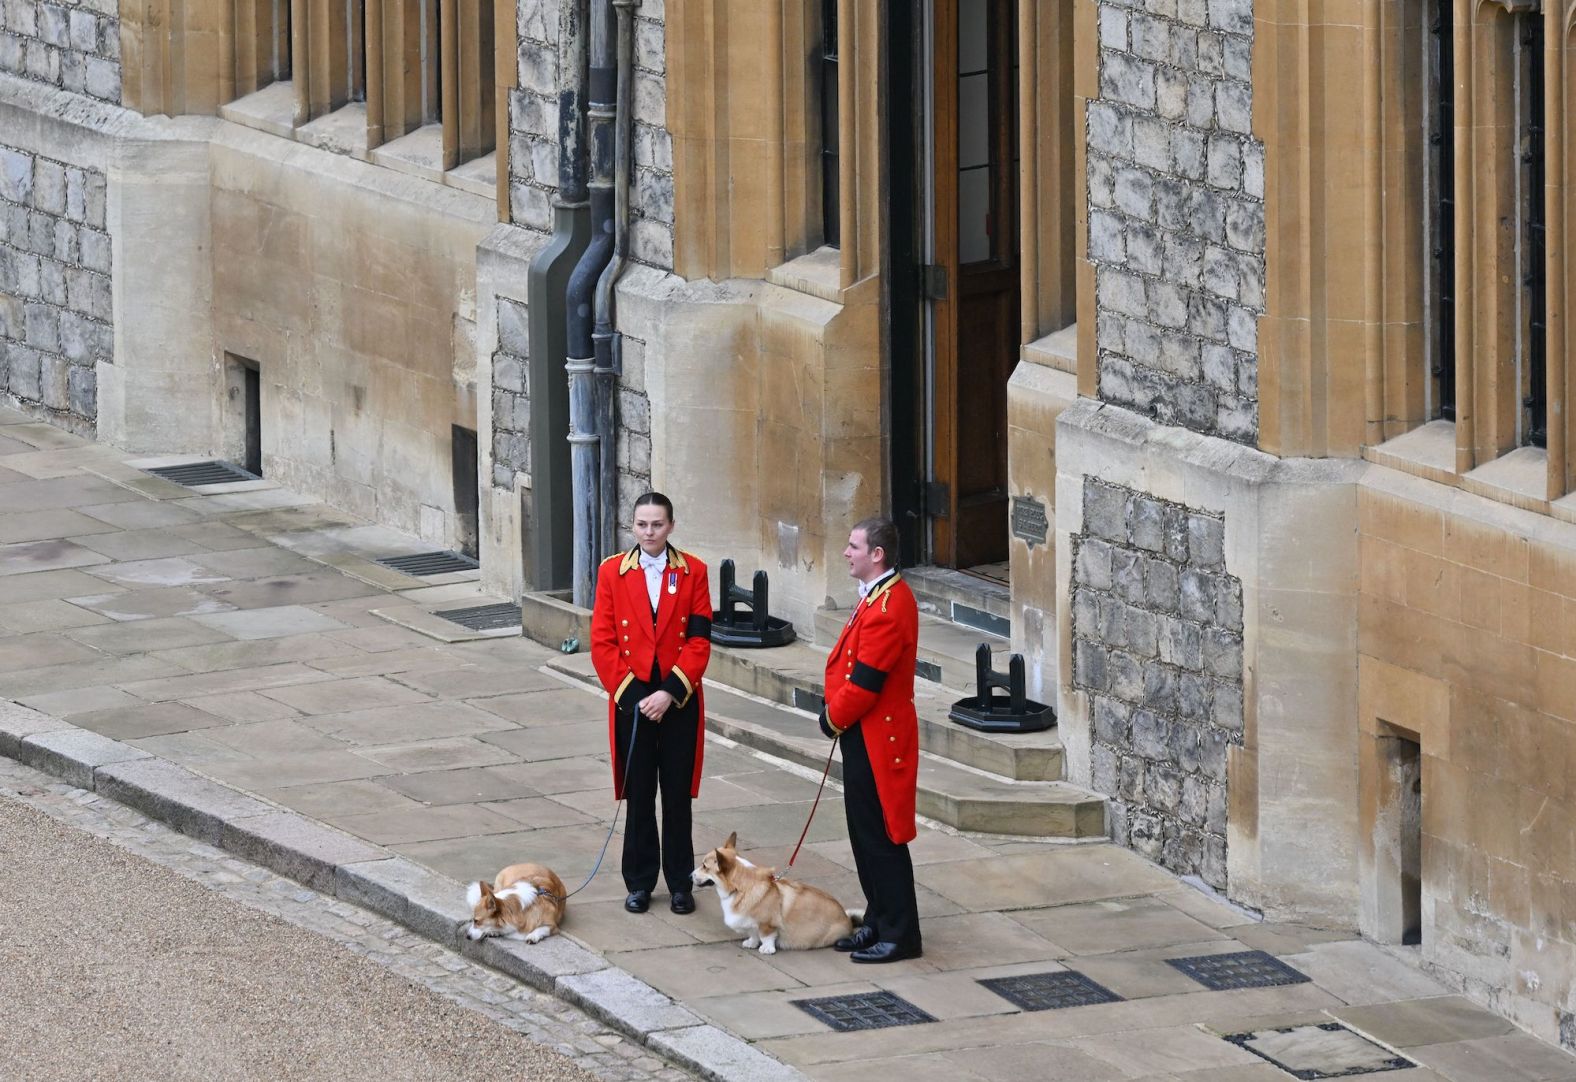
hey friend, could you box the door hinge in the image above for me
[920,263,949,301]
[922,480,950,519]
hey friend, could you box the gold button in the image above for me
[894,758,902,765]
[844,676,850,681]
[622,635,629,641]
[889,735,895,742]
[884,715,891,721]
[623,649,630,656]
[621,619,628,627]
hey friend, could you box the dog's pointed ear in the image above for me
[717,849,734,873]
[466,881,485,908]
[724,831,737,850]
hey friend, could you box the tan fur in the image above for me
[465,862,568,944]
[691,832,854,953]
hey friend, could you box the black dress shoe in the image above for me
[851,940,923,964]
[833,925,878,953]
[624,890,651,913]
[669,890,696,914]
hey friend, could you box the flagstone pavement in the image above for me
[1,403,1573,1082]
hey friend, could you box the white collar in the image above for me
[638,548,667,571]
[857,568,895,599]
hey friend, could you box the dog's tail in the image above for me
[845,907,866,926]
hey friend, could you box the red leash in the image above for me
[786,736,839,868]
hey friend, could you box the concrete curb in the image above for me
[0,701,807,1082]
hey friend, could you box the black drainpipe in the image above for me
[592,0,637,560]
[565,0,617,606]
[523,0,590,592]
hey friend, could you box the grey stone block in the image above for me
[83,170,107,228]
[1093,696,1132,745]
[1127,221,1162,275]
[1146,559,1180,612]
[1075,536,1115,590]
[1083,481,1129,542]
[1131,14,1172,63]
[1202,627,1242,678]
[497,296,530,355]
[1073,639,1110,692]
[1155,66,1189,122]
[1208,0,1253,35]
[558,967,701,1036]
[0,701,73,758]
[18,727,150,788]
[1207,135,1243,190]
[68,9,95,51]
[8,344,41,400]
[24,302,59,353]
[1149,762,1183,811]
[1113,548,1146,605]
[1101,50,1157,111]
[1199,727,1232,780]
[67,363,96,418]
[1073,583,1100,634]
[1088,209,1126,263]
[1089,154,1116,207]
[1178,672,1213,720]
[1187,513,1226,567]
[1128,495,1165,552]
[335,857,472,946]
[39,354,68,410]
[221,812,386,892]
[94,757,274,843]
[0,145,31,203]
[1096,313,1127,353]
[1212,681,1244,732]
[36,2,66,46]
[1127,606,1160,656]
[463,933,608,993]
[1111,650,1144,701]
[1099,595,1132,649]
[650,1025,805,1082]
[1179,569,1216,623]
[1141,662,1178,713]
[1173,721,1204,773]
[1098,6,1129,50]
[79,227,111,273]
[1202,833,1227,889]
[1092,740,1121,794]
[1129,809,1164,859]
[1113,166,1154,220]
[1160,618,1202,669]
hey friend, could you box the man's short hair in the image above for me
[853,516,900,570]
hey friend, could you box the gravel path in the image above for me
[0,768,685,1082]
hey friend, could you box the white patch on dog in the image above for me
[498,882,540,906]
[523,925,553,944]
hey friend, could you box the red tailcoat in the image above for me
[823,573,920,844]
[590,545,713,799]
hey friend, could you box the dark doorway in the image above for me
[242,361,262,477]
[888,0,1020,571]
[452,424,480,559]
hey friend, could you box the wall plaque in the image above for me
[1012,496,1049,548]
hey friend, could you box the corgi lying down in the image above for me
[691,832,856,954]
[465,863,567,944]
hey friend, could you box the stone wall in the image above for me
[508,0,673,269]
[614,331,650,543]
[1071,476,1245,889]
[0,0,121,104]
[491,296,531,489]
[1086,0,1264,443]
[0,142,110,430]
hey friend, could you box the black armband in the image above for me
[849,662,888,694]
[685,614,712,640]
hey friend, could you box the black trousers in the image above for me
[841,723,921,948]
[615,675,699,895]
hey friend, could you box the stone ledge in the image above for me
[0,702,798,1082]
[95,757,274,844]
[17,727,149,788]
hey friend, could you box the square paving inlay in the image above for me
[1224,1022,1416,1079]
[1166,949,1311,991]
[791,990,936,1032]
[978,970,1124,1012]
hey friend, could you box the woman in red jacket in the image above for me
[590,492,713,915]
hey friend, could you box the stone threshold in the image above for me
[0,700,802,1082]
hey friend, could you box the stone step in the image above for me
[903,564,1013,632]
[544,653,1105,840]
[813,605,1009,692]
[520,590,1063,782]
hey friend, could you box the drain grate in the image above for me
[1167,950,1311,991]
[145,461,258,487]
[978,970,1123,1012]
[377,551,480,577]
[791,990,935,1032]
[434,602,522,631]
[1223,1022,1416,1079]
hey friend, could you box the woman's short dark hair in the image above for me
[853,516,899,570]
[633,491,675,522]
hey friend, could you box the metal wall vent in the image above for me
[435,602,522,631]
[145,461,257,487]
[791,990,935,1032]
[377,551,480,577]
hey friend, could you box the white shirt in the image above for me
[639,549,666,610]
[857,567,896,600]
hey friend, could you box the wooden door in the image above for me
[930,0,1019,569]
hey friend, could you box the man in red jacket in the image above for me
[590,493,713,916]
[819,516,922,963]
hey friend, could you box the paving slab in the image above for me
[176,690,305,722]
[93,756,276,843]
[354,736,518,772]
[17,726,151,787]
[64,615,238,655]
[0,508,121,543]
[68,585,239,621]
[189,604,354,640]
[220,810,387,892]
[0,598,115,632]
[1334,996,1520,1048]
[70,701,231,740]
[1409,1033,1576,1081]
[297,700,517,744]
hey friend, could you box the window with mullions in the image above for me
[1517,11,1547,447]
[821,0,840,248]
[1426,0,1456,421]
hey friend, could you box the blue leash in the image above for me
[556,711,643,901]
